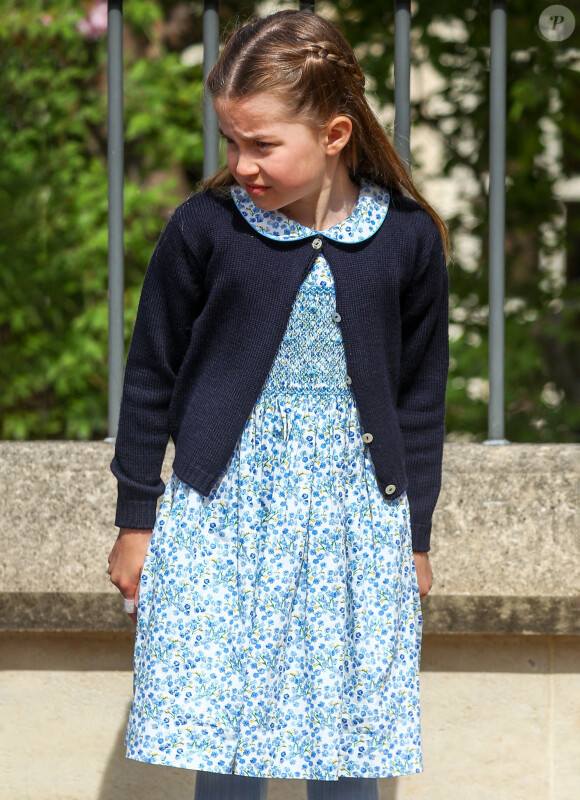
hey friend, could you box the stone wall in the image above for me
[0,442,578,799]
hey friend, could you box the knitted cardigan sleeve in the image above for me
[397,222,449,551]
[111,205,205,529]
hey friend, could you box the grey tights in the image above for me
[193,771,380,800]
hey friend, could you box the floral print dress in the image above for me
[125,180,423,780]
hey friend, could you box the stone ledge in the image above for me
[1,592,578,635]
[1,441,578,635]
[423,594,580,636]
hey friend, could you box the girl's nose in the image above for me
[234,150,259,177]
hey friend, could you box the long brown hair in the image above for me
[204,9,450,261]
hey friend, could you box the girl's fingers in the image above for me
[107,531,150,625]
[107,529,152,596]
[128,579,141,625]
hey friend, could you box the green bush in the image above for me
[0,1,203,438]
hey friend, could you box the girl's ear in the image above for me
[324,115,353,156]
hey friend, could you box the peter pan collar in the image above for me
[231,179,389,243]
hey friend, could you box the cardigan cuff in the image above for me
[411,521,431,553]
[115,497,159,531]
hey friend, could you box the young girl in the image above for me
[108,9,449,800]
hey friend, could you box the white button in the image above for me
[312,238,323,250]
[346,375,352,385]
[362,433,373,444]
[333,312,342,323]
[385,484,396,496]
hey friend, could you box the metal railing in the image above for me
[394,1,411,168]
[486,1,509,444]
[203,1,219,179]
[106,0,124,442]
[106,0,508,444]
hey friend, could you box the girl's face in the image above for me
[214,92,350,222]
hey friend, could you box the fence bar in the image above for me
[486,1,509,444]
[203,1,220,179]
[299,1,316,11]
[394,1,411,168]
[107,0,124,441]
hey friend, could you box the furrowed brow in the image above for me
[218,126,273,142]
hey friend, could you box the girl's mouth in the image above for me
[245,184,269,196]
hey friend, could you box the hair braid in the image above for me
[303,40,366,87]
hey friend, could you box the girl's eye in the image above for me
[256,141,271,149]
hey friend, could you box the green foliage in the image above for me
[0,0,203,439]
[332,0,580,441]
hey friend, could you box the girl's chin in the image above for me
[246,194,282,212]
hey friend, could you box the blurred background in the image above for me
[1,0,578,442]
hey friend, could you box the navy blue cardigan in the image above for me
[111,189,449,551]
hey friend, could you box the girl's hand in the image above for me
[107,528,153,623]
[413,552,433,599]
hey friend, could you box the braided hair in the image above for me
[204,10,449,260]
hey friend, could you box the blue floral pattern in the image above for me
[125,182,423,780]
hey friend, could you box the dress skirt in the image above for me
[125,256,423,780]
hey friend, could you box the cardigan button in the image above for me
[333,312,342,323]
[362,433,373,444]
[312,238,323,250]
[385,484,396,496]
[346,375,352,385]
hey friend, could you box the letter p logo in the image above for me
[539,5,575,40]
